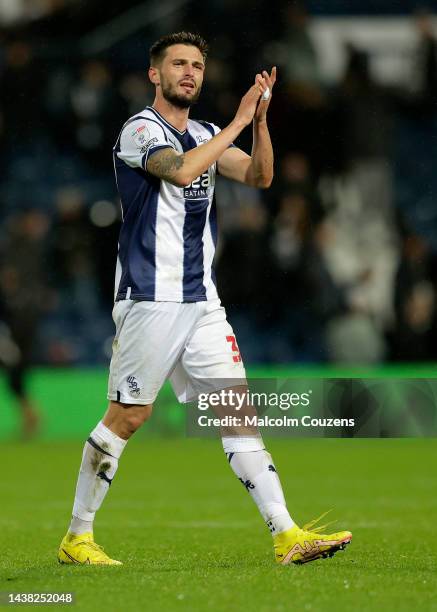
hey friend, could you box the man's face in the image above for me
[154,44,205,108]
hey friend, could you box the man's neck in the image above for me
[152,97,190,132]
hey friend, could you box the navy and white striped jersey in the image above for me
[113,106,223,303]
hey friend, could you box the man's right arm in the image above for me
[146,84,263,187]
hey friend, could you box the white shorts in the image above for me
[107,299,246,405]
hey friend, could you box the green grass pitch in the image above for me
[1,438,436,611]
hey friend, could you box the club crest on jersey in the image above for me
[183,169,214,199]
[127,375,141,398]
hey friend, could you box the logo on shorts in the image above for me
[127,376,141,398]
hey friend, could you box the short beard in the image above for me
[161,81,201,109]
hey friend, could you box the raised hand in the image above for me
[254,67,277,122]
[234,84,263,128]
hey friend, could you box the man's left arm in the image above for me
[217,67,276,189]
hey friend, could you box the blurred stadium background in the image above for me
[2,0,437,438]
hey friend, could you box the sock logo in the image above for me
[97,471,113,486]
[268,465,277,473]
[127,376,141,398]
[239,478,255,490]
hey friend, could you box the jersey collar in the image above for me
[147,106,187,137]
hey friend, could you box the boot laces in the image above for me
[302,509,337,535]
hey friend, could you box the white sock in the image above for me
[69,516,93,536]
[69,421,127,535]
[222,436,295,536]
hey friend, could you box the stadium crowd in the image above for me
[1,0,437,371]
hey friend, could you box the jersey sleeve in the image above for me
[117,118,174,170]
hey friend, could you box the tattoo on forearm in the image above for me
[147,149,185,182]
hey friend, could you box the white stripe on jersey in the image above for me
[155,181,185,301]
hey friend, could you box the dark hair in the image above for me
[149,31,208,65]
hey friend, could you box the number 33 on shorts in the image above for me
[226,335,242,363]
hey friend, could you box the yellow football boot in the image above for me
[274,513,352,565]
[58,532,122,566]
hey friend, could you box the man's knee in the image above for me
[123,404,153,432]
[209,387,259,438]
[104,401,153,438]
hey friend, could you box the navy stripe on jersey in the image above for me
[114,134,159,300]
[116,167,159,299]
[181,130,207,301]
[183,200,208,301]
